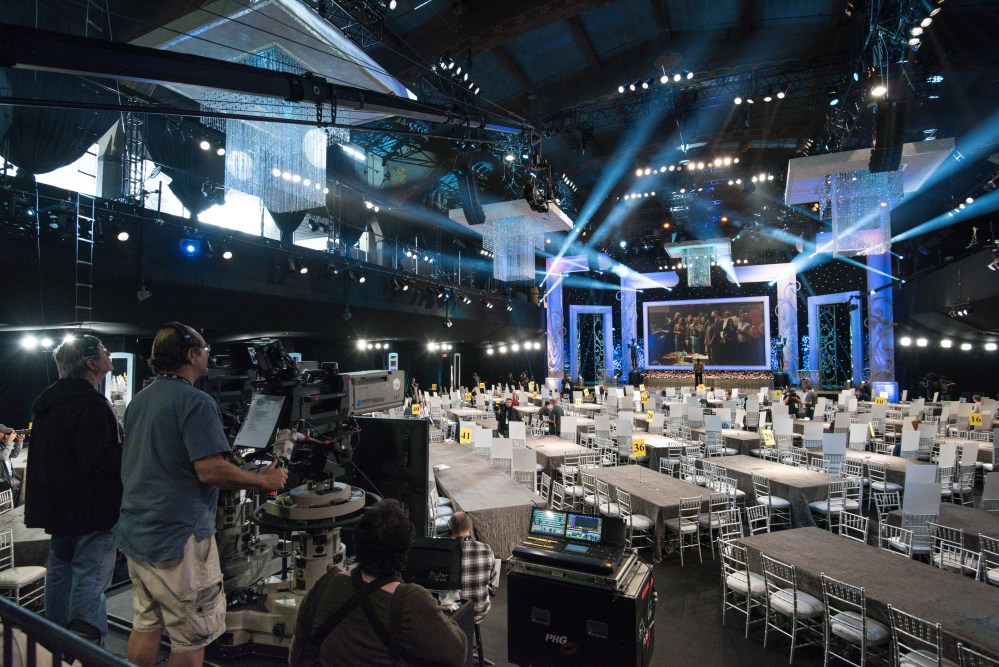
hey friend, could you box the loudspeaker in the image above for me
[869,100,907,173]
[456,169,485,226]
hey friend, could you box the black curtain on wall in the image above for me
[0,69,118,181]
[141,114,225,216]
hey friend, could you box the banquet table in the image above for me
[525,436,590,476]
[589,465,709,563]
[514,405,541,417]
[708,456,838,527]
[934,436,995,465]
[803,448,932,487]
[738,527,999,662]
[689,427,760,455]
[887,503,999,552]
[430,440,544,558]
[447,407,488,422]
[791,419,833,435]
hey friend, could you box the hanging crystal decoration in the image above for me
[200,47,347,213]
[821,169,903,257]
[481,215,544,282]
[680,246,714,287]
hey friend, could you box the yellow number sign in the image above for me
[761,429,776,447]
[479,383,485,389]
[459,427,473,444]
[431,383,438,391]
[639,384,645,392]
[574,398,583,406]
[647,410,655,422]
[874,396,887,405]
[529,381,535,391]
[697,384,705,391]
[969,413,984,427]
[583,387,589,396]
[411,403,421,416]
[632,438,646,457]
[774,390,782,399]
[465,393,472,402]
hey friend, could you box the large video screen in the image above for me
[644,296,771,370]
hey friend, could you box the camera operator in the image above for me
[290,499,467,667]
[117,323,288,667]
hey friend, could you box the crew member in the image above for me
[693,358,705,386]
[24,336,121,641]
[495,397,520,437]
[0,426,24,501]
[118,323,287,667]
[802,384,817,419]
[538,400,553,434]
[549,397,565,435]
[289,500,467,667]
[449,512,497,653]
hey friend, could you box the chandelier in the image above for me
[481,215,545,282]
[822,169,903,256]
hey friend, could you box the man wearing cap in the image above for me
[25,334,122,642]
[118,323,287,667]
[0,426,25,500]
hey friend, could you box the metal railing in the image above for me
[0,596,132,667]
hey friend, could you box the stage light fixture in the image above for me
[117,229,130,242]
[763,86,773,102]
[628,82,637,92]
[221,245,233,260]
[828,90,840,106]
[940,339,952,348]
[985,343,997,351]
[673,73,682,82]
[486,348,494,355]
[199,140,211,151]
[618,85,626,94]
[641,79,651,90]
[445,318,453,328]
[871,84,887,97]
[683,69,693,80]
[900,336,912,346]
[180,238,201,256]
[960,342,972,351]
[20,334,38,350]
[916,338,928,347]
[734,96,742,105]
[659,75,668,84]
[506,303,513,312]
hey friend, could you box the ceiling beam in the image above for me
[389,0,615,82]
[650,0,669,36]
[566,16,601,72]
[493,45,537,99]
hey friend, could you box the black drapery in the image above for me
[140,114,225,216]
[0,69,119,181]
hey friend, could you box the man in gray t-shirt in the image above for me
[119,323,287,667]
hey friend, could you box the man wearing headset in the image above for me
[25,334,121,643]
[117,323,287,667]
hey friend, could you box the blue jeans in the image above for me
[46,530,117,639]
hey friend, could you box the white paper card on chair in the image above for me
[961,444,979,466]
[905,464,937,484]
[901,482,940,515]
[704,414,723,433]
[822,432,848,455]
[983,472,999,499]
[937,443,958,469]
[509,421,527,443]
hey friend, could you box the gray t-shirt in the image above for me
[117,375,231,562]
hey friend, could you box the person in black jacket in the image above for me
[495,397,521,437]
[25,334,122,642]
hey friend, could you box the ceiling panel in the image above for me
[505,21,589,89]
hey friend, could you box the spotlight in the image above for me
[392,277,404,292]
[221,245,233,260]
[828,90,840,106]
[445,318,453,328]
[960,343,972,351]
[659,75,668,84]
[486,348,494,355]
[117,229,130,242]
[985,343,997,352]
[506,303,513,312]
[20,334,38,350]
[511,343,520,352]
[734,96,743,105]
[899,336,912,346]
[940,339,952,348]
[499,346,507,354]
[641,78,652,90]
[618,85,625,94]
[683,69,693,80]
[180,238,201,256]
[199,140,211,151]
[505,153,515,162]
[216,147,226,156]
[763,86,773,102]
[357,340,367,349]
[628,81,637,91]
[776,89,786,99]
[916,338,928,347]
[871,84,887,97]
[287,257,307,274]
[673,73,682,82]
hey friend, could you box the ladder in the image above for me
[75,192,96,324]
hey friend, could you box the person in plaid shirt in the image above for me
[448,512,497,625]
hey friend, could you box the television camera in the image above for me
[216,339,405,653]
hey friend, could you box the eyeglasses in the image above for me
[187,344,211,355]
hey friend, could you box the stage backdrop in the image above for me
[644,296,771,370]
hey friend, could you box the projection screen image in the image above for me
[644,296,772,369]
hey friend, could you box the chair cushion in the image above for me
[887,538,910,554]
[625,514,654,530]
[870,481,903,493]
[698,514,722,528]
[436,497,452,507]
[768,588,825,618]
[435,505,454,518]
[600,503,621,517]
[669,518,698,533]
[808,499,860,514]
[725,571,766,596]
[0,566,46,588]
[985,567,999,584]
[829,610,890,645]
[758,495,791,509]
[899,649,958,667]
[434,517,451,531]
[582,494,598,506]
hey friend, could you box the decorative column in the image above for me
[775,275,800,384]
[620,288,637,374]
[866,252,895,386]
[545,271,565,378]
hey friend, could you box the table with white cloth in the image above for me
[933,436,995,465]
[574,402,604,414]
[689,426,761,455]
[430,440,544,558]
[589,465,709,563]
[525,436,590,477]
[708,456,838,527]
[737,527,999,662]
[447,407,488,422]
[514,405,541,418]
[887,503,999,552]
[792,419,832,435]
[636,434,686,471]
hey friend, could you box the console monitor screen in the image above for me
[643,296,771,370]
[529,508,567,537]
[565,512,603,543]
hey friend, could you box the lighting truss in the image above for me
[309,0,386,49]
[534,53,850,138]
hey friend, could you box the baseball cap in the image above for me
[0,424,13,435]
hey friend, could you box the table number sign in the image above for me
[459,427,473,444]
[969,413,984,427]
[761,429,776,447]
[632,438,646,457]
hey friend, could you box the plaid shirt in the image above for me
[458,537,496,624]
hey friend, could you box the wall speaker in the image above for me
[456,169,485,226]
